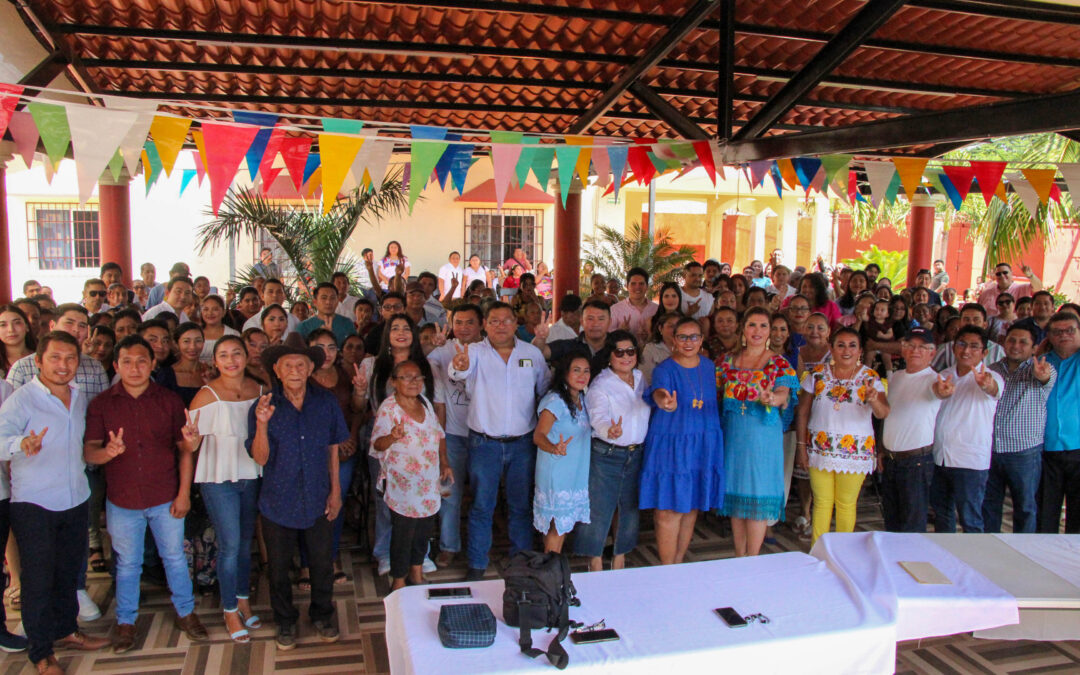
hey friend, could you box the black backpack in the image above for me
[502,551,581,670]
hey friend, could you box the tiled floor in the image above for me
[0,487,1073,674]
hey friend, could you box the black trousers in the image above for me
[262,516,334,628]
[1037,449,1080,533]
[11,500,88,664]
[390,512,435,579]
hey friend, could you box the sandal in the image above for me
[239,611,262,630]
[224,610,251,644]
[297,577,311,591]
[88,548,108,573]
[333,571,349,585]
[4,586,19,610]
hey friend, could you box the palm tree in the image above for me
[197,170,409,297]
[583,222,698,293]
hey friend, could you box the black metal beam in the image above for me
[716,0,735,140]
[1058,130,1080,145]
[628,81,710,140]
[734,0,908,140]
[12,7,101,100]
[725,88,1080,162]
[908,0,1080,25]
[17,51,69,90]
[567,0,721,133]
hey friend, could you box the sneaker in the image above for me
[434,551,455,568]
[312,619,339,643]
[377,559,390,576]
[464,568,485,582]
[77,589,101,622]
[421,557,437,574]
[0,629,27,653]
[275,624,296,651]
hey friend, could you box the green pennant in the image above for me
[143,141,164,195]
[664,140,697,160]
[27,102,71,167]
[647,151,667,174]
[515,136,541,188]
[321,118,365,134]
[884,169,903,205]
[107,149,124,182]
[409,140,449,211]
[530,146,556,192]
[925,169,948,195]
[821,154,853,188]
[554,145,581,207]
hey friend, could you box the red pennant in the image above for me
[0,83,23,140]
[692,141,717,185]
[201,121,260,215]
[279,136,314,192]
[260,166,284,195]
[1050,183,1063,203]
[258,126,286,182]
[848,170,858,205]
[941,165,976,204]
[970,161,1008,207]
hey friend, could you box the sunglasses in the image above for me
[87,290,106,298]
[611,347,637,358]
[995,271,1010,277]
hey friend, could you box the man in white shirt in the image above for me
[437,251,466,302]
[880,328,953,532]
[417,272,448,328]
[931,326,1003,533]
[428,303,483,568]
[932,303,1004,371]
[449,302,550,581]
[679,261,714,323]
[546,295,582,343]
[242,278,301,335]
[331,272,358,319]
[142,277,193,323]
[609,267,657,345]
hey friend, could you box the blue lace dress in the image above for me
[533,392,592,535]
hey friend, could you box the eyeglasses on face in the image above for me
[611,347,637,358]
[87,290,106,298]
[1052,326,1078,337]
[954,341,984,351]
[675,333,703,343]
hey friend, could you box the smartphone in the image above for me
[570,629,620,644]
[715,607,748,628]
[427,587,472,599]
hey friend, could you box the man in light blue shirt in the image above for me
[1039,311,1080,533]
[0,332,110,671]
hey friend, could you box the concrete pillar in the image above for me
[0,142,13,303]
[552,178,582,317]
[907,194,939,288]
[98,168,133,287]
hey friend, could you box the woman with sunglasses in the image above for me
[574,330,650,571]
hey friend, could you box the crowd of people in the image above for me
[0,244,1076,674]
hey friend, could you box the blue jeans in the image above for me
[368,454,391,564]
[301,455,357,567]
[931,465,989,533]
[573,439,643,557]
[467,433,535,570]
[107,500,195,624]
[200,480,259,611]
[880,448,935,533]
[983,446,1042,533]
[439,434,469,553]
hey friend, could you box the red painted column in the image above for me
[907,194,936,289]
[98,170,132,287]
[0,143,13,303]
[552,182,582,318]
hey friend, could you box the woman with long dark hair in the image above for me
[199,295,239,364]
[242,328,270,385]
[657,282,683,316]
[0,304,34,378]
[787,272,842,327]
[837,271,870,315]
[260,304,289,347]
[377,240,410,290]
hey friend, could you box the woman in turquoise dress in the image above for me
[532,350,593,553]
[717,307,798,556]
[640,316,725,565]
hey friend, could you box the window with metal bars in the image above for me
[464,208,543,271]
[26,202,100,270]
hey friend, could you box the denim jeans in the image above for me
[439,434,469,553]
[880,448,935,533]
[930,464,989,533]
[467,433,535,570]
[368,454,392,564]
[107,500,195,625]
[983,446,1042,534]
[1037,449,1080,533]
[200,480,259,611]
[572,439,643,557]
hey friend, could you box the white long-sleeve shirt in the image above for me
[448,338,551,437]
[584,368,649,445]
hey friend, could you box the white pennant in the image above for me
[1057,163,1080,205]
[340,129,379,192]
[862,161,896,208]
[1007,172,1041,219]
[66,103,139,204]
[107,99,158,177]
[362,139,397,191]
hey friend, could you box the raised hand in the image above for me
[390,417,406,442]
[20,427,47,456]
[395,261,406,278]
[974,362,995,393]
[255,394,276,424]
[363,250,375,265]
[1034,354,1053,382]
[864,385,880,406]
[759,387,781,407]
[352,363,369,394]
[451,341,470,371]
[547,434,572,456]
[607,416,623,440]
[933,372,955,398]
[105,428,126,459]
[533,311,552,341]
[432,323,449,348]
[655,388,678,412]
[1021,261,1034,277]
[181,410,201,445]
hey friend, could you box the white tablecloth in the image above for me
[995,534,1080,592]
[811,532,1018,641]
[385,552,897,674]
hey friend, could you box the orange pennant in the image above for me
[995,179,1008,203]
[1021,168,1056,205]
[776,158,798,190]
[891,157,928,201]
[565,135,593,188]
[191,129,209,176]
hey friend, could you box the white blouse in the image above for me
[194,385,262,483]
[371,394,445,518]
[584,368,650,446]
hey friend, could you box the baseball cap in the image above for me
[904,327,935,345]
[405,281,425,295]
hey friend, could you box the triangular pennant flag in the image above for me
[107,150,124,183]
[809,166,826,194]
[776,158,798,190]
[233,112,281,181]
[108,99,158,176]
[8,111,39,168]
[971,160,1008,207]
[434,133,464,190]
[891,157,929,201]
[996,178,1008,204]
[141,142,163,194]
[190,148,206,185]
[305,167,322,197]
[848,170,859,205]
[408,125,449,211]
[490,131,524,209]
[769,163,784,196]
[565,136,592,188]
[862,160,896,208]
[27,102,71,167]
[607,145,628,201]
[515,136,541,188]
[627,144,656,185]
[693,141,718,185]
[821,155,852,188]
[362,138,397,191]
[531,146,556,192]
[321,118,364,135]
[0,83,23,139]
[1051,183,1063,203]
[941,165,976,206]
[884,170,903,205]
[303,152,321,186]
[748,160,771,188]
[200,121,260,215]
[318,131,366,213]
[180,169,197,196]
[149,115,192,177]
[43,155,57,185]
[554,145,581,207]
[711,146,726,183]
[279,136,314,192]
[259,166,284,196]
[1021,168,1056,205]
[449,148,474,195]
[792,158,822,191]
[257,126,286,183]
[930,169,962,209]
[592,141,612,189]
[1057,163,1080,205]
[66,103,138,204]
[344,129,380,191]
[1008,173,1041,218]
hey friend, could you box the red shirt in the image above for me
[85,381,185,510]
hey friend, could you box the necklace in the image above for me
[678,358,706,410]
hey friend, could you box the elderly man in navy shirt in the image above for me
[247,344,349,651]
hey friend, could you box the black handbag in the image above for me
[502,551,580,670]
[437,603,497,649]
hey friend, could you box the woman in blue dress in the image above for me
[717,307,798,556]
[641,316,725,565]
[533,350,593,553]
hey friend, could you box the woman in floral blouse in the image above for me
[371,360,452,591]
[795,327,890,543]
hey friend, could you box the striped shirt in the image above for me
[990,357,1056,454]
[6,353,109,402]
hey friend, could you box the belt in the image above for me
[470,430,529,443]
[881,445,933,461]
[592,438,643,453]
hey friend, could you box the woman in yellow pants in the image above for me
[795,327,890,543]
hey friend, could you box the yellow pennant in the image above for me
[776,158,798,190]
[891,157,929,201]
[318,133,366,213]
[1021,168,1057,204]
[149,115,192,177]
[565,135,593,188]
[191,129,209,175]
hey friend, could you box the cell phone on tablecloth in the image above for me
[715,607,748,628]
[427,587,472,599]
[570,629,620,644]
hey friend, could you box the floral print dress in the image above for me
[800,363,885,475]
[370,393,445,518]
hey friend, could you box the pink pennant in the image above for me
[592,141,611,189]
[279,136,313,193]
[200,122,260,215]
[0,84,23,140]
[8,112,39,168]
[191,149,205,185]
[491,143,523,209]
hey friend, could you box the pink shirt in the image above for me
[978,281,1034,316]
[608,299,658,339]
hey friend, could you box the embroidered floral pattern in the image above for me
[373,395,446,518]
[804,363,881,475]
[717,354,798,403]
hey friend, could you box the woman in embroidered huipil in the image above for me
[795,327,890,543]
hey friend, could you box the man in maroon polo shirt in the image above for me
[83,335,206,653]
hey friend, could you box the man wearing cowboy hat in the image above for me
[247,344,350,651]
